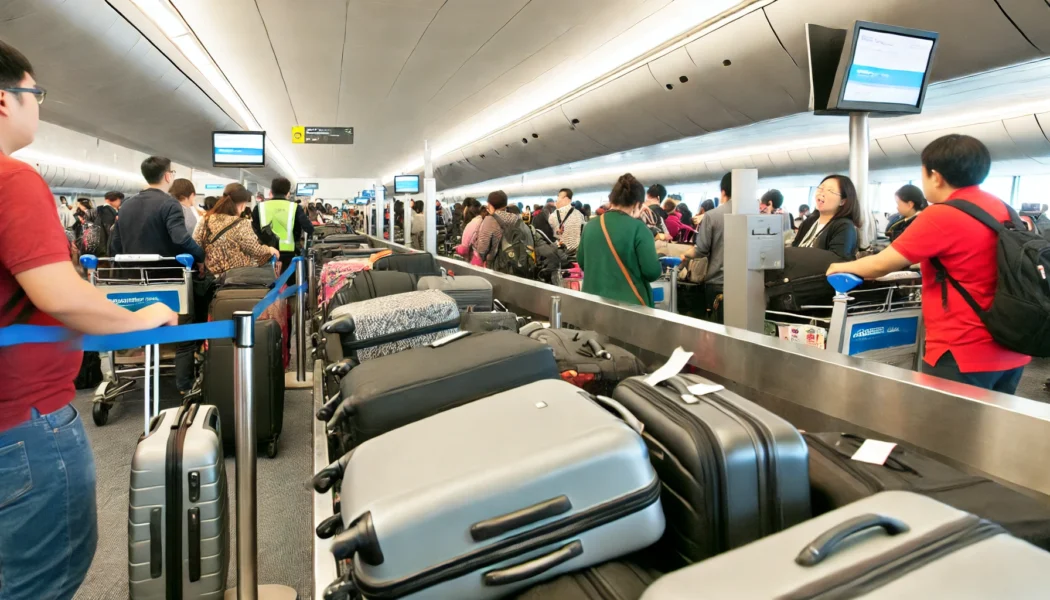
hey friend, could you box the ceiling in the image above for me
[0,0,282,184]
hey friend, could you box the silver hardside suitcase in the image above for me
[416,274,494,312]
[642,491,1050,599]
[129,403,229,599]
[323,379,665,599]
[324,289,461,361]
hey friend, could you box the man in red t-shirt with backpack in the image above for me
[828,134,1030,393]
[0,41,178,599]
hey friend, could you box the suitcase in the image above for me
[805,432,1050,550]
[316,331,560,442]
[320,233,368,245]
[525,327,645,396]
[314,224,346,239]
[612,373,810,569]
[319,258,372,308]
[417,274,494,311]
[217,265,276,289]
[332,270,417,307]
[208,287,288,367]
[460,309,520,333]
[511,560,658,600]
[764,247,842,312]
[128,402,229,600]
[203,320,285,458]
[640,491,1050,599]
[371,251,442,276]
[315,379,664,600]
[325,289,460,362]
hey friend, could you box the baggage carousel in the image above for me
[312,236,1050,598]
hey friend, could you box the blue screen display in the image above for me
[213,132,265,166]
[394,176,420,194]
[842,29,934,107]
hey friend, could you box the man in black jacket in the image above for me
[94,191,122,256]
[109,156,204,394]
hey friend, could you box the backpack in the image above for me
[79,220,104,256]
[488,215,536,278]
[931,200,1050,358]
[258,224,281,250]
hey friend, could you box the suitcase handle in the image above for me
[470,495,573,542]
[323,574,357,600]
[313,451,354,493]
[323,316,356,335]
[316,513,343,539]
[795,514,910,566]
[482,540,583,586]
[591,394,644,435]
[316,391,345,423]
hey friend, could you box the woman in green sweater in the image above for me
[577,173,663,307]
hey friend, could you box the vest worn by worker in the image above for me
[258,199,296,252]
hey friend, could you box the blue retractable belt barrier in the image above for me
[252,256,303,320]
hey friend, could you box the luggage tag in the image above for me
[644,347,693,387]
[851,439,897,466]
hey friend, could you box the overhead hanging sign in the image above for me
[203,183,224,190]
[292,126,354,145]
[361,189,375,200]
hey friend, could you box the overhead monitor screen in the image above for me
[841,28,934,107]
[296,182,318,195]
[213,131,265,167]
[394,175,420,194]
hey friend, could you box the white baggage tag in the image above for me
[851,439,897,466]
[644,347,693,387]
[680,394,700,404]
[686,382,725,396]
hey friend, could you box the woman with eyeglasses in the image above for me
[793,174,863,260]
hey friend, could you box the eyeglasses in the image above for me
[816,185,843,198]
[3,86,46,105]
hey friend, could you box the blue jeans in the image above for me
[0,404,97,600]
[924,351,1025,395]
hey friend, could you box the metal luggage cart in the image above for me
[766,271,925,370]
[652,256,681,313]
[552,264,584,292]
[79,254,195,429]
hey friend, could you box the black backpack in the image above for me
[488,215,536,279]
[931,200,1050,357]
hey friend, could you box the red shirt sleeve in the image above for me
[0,168,73,275]
[890,205,957,265]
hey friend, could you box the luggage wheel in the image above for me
[265,438,279,459]
[91,401,111,427]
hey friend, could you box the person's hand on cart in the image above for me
[136,303,179,328]
[825,262,853,276]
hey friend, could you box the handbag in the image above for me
[600,213,647,306]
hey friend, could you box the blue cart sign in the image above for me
[848,316,919,355]
[107,290,181,313]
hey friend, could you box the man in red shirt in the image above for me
[828,134,1029,393]
[0,41,178,599]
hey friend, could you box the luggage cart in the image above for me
[652,256,681,313]
[79,254,196,429]
[766,271,924,370]
[552,263,584,292]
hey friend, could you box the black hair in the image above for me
[700,199,715,213]
[609,173,645,208]
[798,203,810,213]
[675,202,692,223]
[920,134,991,189]
[581,204,591,218]
[506,204,521,215]
[819,174,863,228]
[572,200,583,211]
[761,189,784,210]
[558,188,573,200]
[0,41,34,92]
[488,190,508,210]
[720,172,732,199]
[895,184,928,211]
[413,200,424,213]
[647,184,667,201]
[546,198,555,205]
[141,156,172,185]
[462,197,484,223]
[271,177,292,197]
[204,196,218,210]
[104,191,124,202]
[209,183,251,217]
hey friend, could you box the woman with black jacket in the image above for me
[793,174,863,260]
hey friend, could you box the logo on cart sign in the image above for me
[848,317,918,355]
[107,291,181,313]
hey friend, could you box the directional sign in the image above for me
[361,189,375,200]
[292,126,354,145]
[203,183,224,190]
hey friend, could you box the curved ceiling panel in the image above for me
[996,0,1050,53]
[1002,115,1050,165]
[647,47,747,133]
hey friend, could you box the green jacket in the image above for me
[577,210,662,307]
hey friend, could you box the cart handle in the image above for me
[659,256,682,268]
[80,254,195,269]
[828,273,863,294]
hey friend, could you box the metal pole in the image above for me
[233,311,258,600]
[849,112,873,250]
[424,140,436,255]
[152,344,159,417]
[307,252,316,315]
[375,186,385,242]
[143,343,151,436]
[295,258,307,382]
[550,296,562,329]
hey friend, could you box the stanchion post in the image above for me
[550,296,562,329]
[295,258,307,382]
[232,311,258,600]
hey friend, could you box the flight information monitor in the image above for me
[394,175,420,194]
[212,131,266,167]
[826,22,938,114]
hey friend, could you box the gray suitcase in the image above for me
[324,289,460,362]
[612,373,810,569]
[128,403,228,599]
[322,379,665,599]
[416,274,494,311]
[642,491,1050,599]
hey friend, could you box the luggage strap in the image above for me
[600,213,646,306]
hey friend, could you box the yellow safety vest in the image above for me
[258,199,296,252]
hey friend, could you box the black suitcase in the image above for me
[459,308,520,333]
[371,251,441,276]
[203,320,285,458]
[332,270,417,306]
[764,247,842,312]
[512,560,658,600]
[317,331,559,444]
[209,288,267,321]
[612,374,811,570]
[805,432,1050,550]
[74,351,103,390]
[523,326,645,395]
[320,233,367,245]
